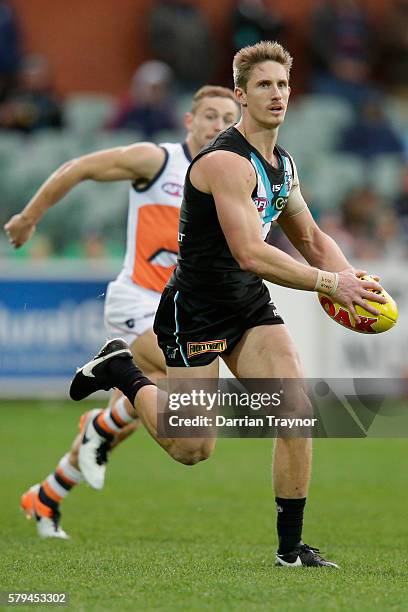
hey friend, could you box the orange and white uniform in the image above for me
[104,142,191,343]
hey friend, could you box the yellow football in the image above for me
[318,275,398,334]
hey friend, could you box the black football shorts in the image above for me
[153,286,284,367]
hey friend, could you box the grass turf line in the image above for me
[0,401,407,611]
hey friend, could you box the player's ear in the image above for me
[184,112,193,131]
[234,87,247,108]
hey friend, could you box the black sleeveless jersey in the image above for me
[169,126,294,309]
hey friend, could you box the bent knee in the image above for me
[69,435,82,468]
[170,442,214,466]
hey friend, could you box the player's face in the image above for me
[185,97,239,151]
[236,61,290,129]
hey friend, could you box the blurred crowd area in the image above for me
[1,0,408,262]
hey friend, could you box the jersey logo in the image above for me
[274,196,287,211]
[166,345,179,359]
[187,339,227,358]
[132,204,180,292]
[254,197,268,212]
[284,168,293,193]
[162,182,183,197]
[148,248,178,267]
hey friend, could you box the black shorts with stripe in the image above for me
[153,286,284,367]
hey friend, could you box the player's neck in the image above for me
[236,118,279,167]
[184,136,199,160]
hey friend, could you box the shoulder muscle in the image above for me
[190,150,256,195]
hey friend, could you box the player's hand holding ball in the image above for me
[317,269,398,334]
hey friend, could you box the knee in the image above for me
[169,441,214,466]
[288,388,313,419]
[284,349,303,378]
[68,445,80,469]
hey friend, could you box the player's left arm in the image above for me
[277,162,354,273]
[279,208,353,272]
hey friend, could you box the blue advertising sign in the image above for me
[0,278,108,396]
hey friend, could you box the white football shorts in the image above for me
[104,280,161,345]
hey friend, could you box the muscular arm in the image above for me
[278,160,352,271]
[190,150,386,319]
[4,142,165,247]
[190,151,318,291]
[279,208,352,271]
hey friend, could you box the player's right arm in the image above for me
[190,151,385,320]
[4,142,166,248]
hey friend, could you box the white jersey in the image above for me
[116,142,191,293]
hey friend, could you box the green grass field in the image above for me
[1,400,407,611]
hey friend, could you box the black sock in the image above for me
[105,358,154,406]
[276,496,306,554]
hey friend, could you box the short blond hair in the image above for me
[233,41,293,90]
[191,85,236,114]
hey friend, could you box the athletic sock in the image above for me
[276,496,306,554]
[105,358,154,406]
[37,454,83,516]
[93,396,138,441]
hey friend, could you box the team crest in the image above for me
[284,168,293,193]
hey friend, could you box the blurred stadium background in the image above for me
[1,1,408,609]
[1,0,407,394]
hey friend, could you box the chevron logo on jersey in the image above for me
[250,151,293,237]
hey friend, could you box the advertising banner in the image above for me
[0,274,108,397]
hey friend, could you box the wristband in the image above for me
[314,270,339,296]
